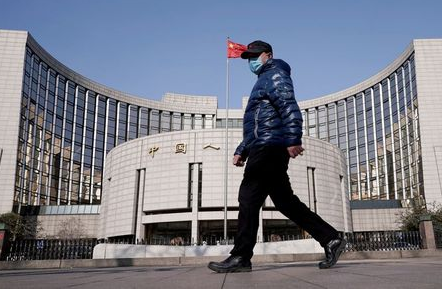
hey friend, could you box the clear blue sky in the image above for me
[1,0,442,109]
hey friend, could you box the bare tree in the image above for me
[0,212,43,241]
[56,217,86,239]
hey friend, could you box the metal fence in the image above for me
[435,226,442,249]
[100,231,422,251]
[104,236,233,246]
[343,231,421,252]
[105,236,194,246]
[2,231,423,261]
[5,239,97,261]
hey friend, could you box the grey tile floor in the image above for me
[1,257,441,289]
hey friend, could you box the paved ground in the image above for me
[1,257,442,288]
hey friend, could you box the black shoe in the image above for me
[318,238,345,269]
[208,255,252,273]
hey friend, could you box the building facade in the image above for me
[299,50,422,204]
[1,29,442,239]
[100,131,349,243]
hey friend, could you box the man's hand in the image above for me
[233,155,245,167]
[287,145,304,158]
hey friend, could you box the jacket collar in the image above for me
[258,58,291,76]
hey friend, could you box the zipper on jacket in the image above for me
[254,107,260,138]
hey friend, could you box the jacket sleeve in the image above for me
[266,72,303,146]
[234,140,249,160]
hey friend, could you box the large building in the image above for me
[1,29,442,241]
[100,130,349,244]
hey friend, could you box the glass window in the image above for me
[149,109,160,134]
[86,91,96,130]
[82,165,92,204]
[301,110,306,134]
[118,102,127,144]
[337,100,346,150]
[172,112,182,131]
[183,113,192,130]
[94,149,104,170]
[204,115,214,129]
[216,119,225,129]
[161,111,171,132]
[107,99,117,152]
[73,142,82,163]
[307,109,317,137]
[194,114,203,130]
[318,106,327,140]
[67,82,76,105]
[327,103,337,144]
[382,80,391,136]
[56,76,66,118]
[139,108,149,137]
[347,98,356,150]
[308,109,316,126]
[129,105,138,125]
[37,64,48,108]
[98,96,106,117]
[128,105,138,140]
[390,74,398,125]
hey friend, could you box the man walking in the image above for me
[208,40,345,273]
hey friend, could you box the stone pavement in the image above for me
[1,257,442,288]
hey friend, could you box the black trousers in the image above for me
[230,145,339,260]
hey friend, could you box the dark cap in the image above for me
[241,40,273,59]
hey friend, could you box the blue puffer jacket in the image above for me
[234,58,303,159]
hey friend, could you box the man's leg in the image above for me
[269,171,338,246]
[229,171,268,260]
[267,149,345,268]
[208,147,269,273]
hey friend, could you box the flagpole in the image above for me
[223,37,230,244]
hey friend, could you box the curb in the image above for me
[1,249,441,270]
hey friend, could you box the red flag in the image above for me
[227,40,247,58]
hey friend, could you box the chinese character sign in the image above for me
[175,143,187,154]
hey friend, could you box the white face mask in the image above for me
[248,56,263,75]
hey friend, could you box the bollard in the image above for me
[419,214,437,249]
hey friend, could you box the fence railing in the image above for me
[343,231,421,251]
[2,231,422,261]
[5,239,97,261]
[100,231,422,251]
[435,226,442,249]
[105,236,234,246]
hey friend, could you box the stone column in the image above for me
[191,164,200,245]
[419,214,436,249]
[257,208,263,243]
